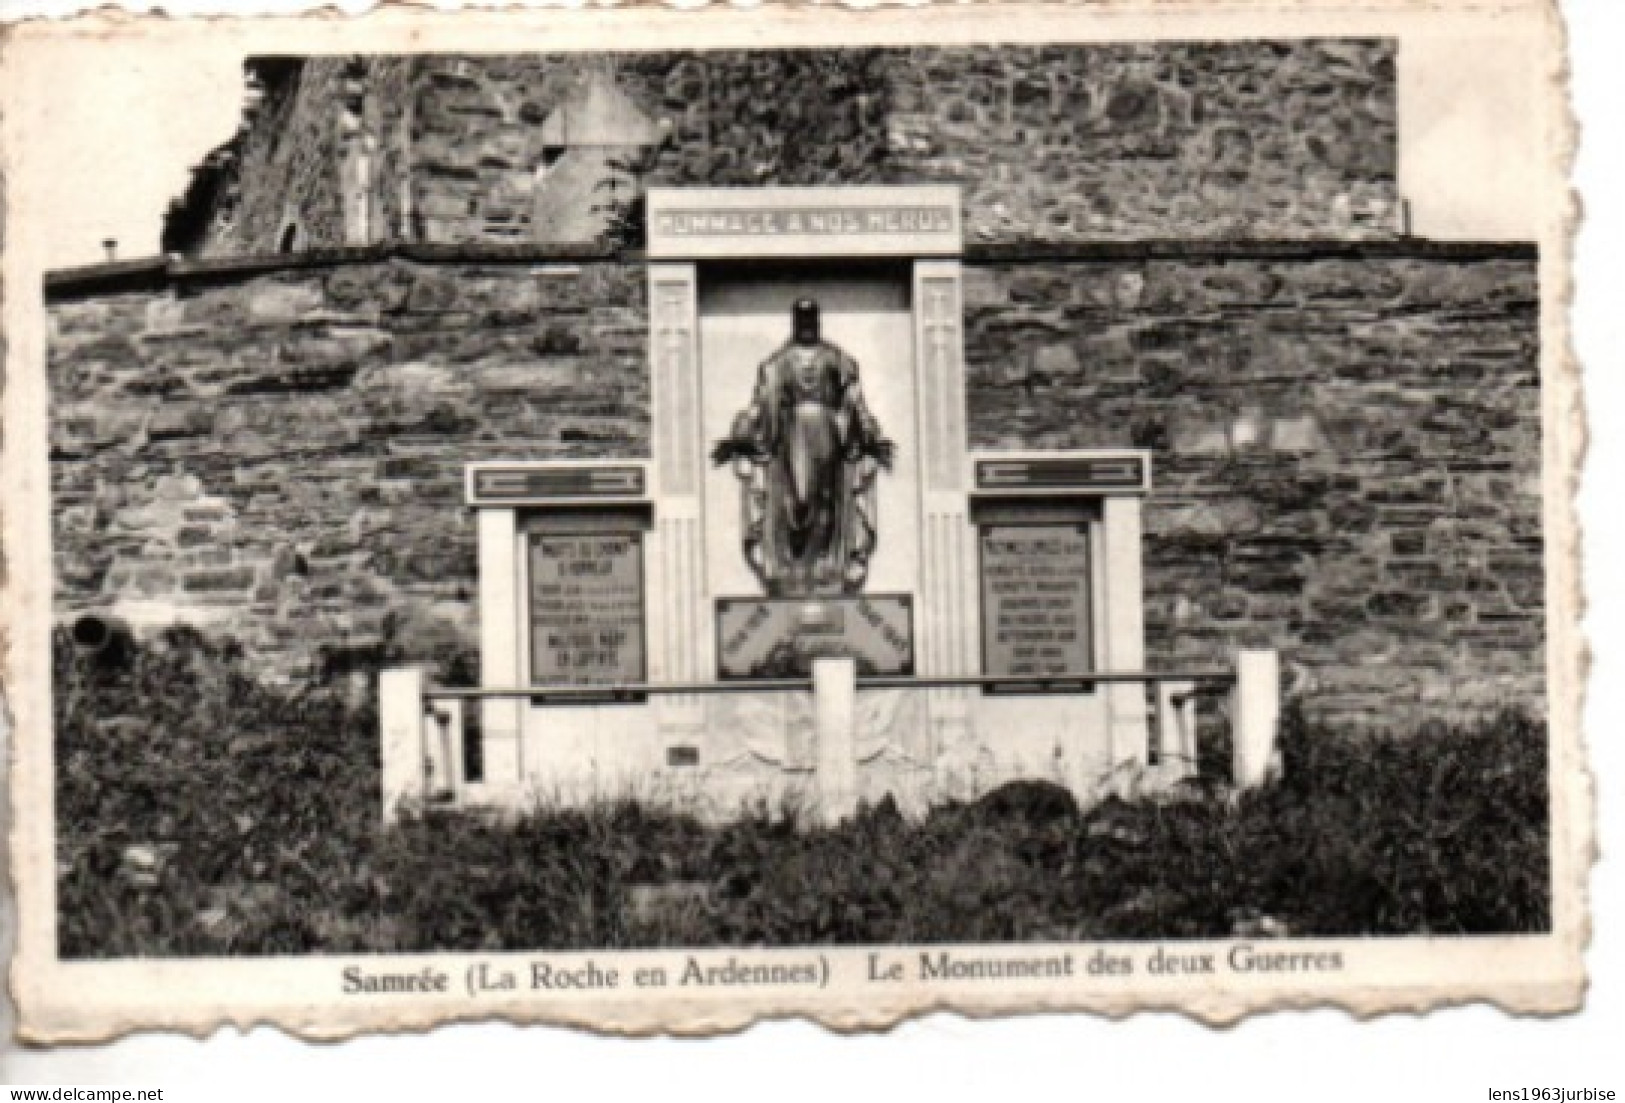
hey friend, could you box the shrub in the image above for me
[55,633,1550,955]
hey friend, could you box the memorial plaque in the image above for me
[980,524,1092,688]
[716,595,914,679]
[529,531,645,687]
[469,464,645,506]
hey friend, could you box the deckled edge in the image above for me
[0,0,1593,1047]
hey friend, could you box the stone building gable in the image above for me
[166,57,415,258]
[195,58,351,258]
[172,41,1401,256]
[530,70,665,244]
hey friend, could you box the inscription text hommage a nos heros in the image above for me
[656,206,956,237]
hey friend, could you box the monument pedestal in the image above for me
[444,187,1158,821]
[812,657,859,824]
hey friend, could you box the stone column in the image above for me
[648,264,709,739]
[380,666,425,824]
[912,261,977,775]
[477,507,524,793]
[813,657,858,825]
[1102,495,1150,777]
[424,699,464,803]
[1156,680,1199,782]
[1233,648,1282,790]
[338,58,375,246]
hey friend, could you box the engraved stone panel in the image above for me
[528,530,646,687]
[979,523,1092,684]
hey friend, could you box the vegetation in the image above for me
[56,629,1549,957]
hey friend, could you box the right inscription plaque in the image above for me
[979,523,1093,689]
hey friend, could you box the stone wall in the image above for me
[887,41,1398,242]
[963,250,1542,722]
[413,43,1400,245]
[47,242,1540,725]
[49,257,648,674]
[194,42,1399,254]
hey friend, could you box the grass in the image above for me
[55,629,1550,956]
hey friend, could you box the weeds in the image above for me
[55,630,1549,956]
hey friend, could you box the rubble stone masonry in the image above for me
[49,257,648,675]
[962,248,1542,722]
[47,241,1541,725]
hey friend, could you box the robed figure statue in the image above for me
[712,299,895,598]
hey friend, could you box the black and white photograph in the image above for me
[0,0,1585,1041]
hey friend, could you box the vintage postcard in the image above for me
[0,0,1585,1041]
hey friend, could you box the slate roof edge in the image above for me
[43,238,1540,301]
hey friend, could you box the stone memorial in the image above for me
[38,48,1540,833]
[426,185,1190,821]
[980,523,1092,686]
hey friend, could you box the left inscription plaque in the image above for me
[529,531,646,689]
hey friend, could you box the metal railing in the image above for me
[382,654,1281,822]
[421,668,1238,703]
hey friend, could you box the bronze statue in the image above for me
[712,299,894,597]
